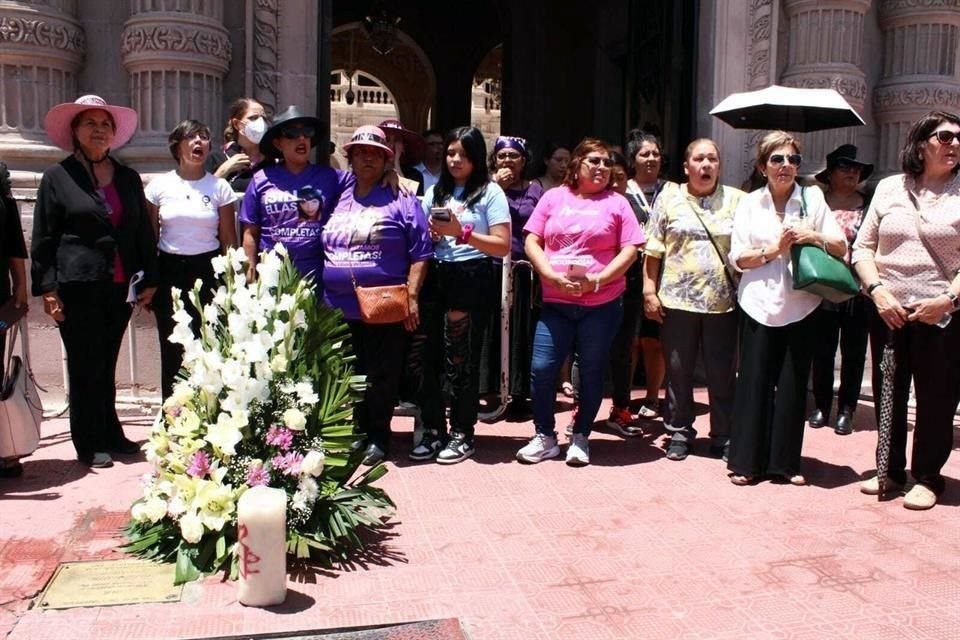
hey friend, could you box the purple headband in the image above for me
[495,135,527,154]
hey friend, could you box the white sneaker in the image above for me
[516,434,560,464]
[566,434,590,467]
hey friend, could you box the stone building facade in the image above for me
[1,0,958,187]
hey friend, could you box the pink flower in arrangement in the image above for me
[270,452,304,477]
[186,450,211,478]
[246,463,270,487]
[265,425,294,451]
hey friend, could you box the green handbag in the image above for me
[790,188,859,303]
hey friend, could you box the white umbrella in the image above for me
[710,84,865,132]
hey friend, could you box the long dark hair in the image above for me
[433,126,490,208]
[900,110,960,177]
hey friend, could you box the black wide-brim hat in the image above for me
[815,144,874,184]
[260,105,324,159]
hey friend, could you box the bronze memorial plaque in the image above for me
[36,559,183,609]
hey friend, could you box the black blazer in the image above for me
[31,155,157,296]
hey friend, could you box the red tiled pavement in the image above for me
[1,392,958,640]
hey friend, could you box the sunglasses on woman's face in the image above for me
[280,126,315,139]
[496,151,522,160]
[769,153,802,167]
[584,156,613,168]
[929,130,960,145]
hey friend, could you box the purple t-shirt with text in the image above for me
[240,164,353,280]
[322,185,432,320]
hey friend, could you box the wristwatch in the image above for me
[866,282,884,295]
[945,291,960,310]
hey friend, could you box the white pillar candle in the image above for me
[236,486,287,606]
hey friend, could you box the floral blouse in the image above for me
[645,183,745,314]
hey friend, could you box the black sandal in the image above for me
[665,440,689,461]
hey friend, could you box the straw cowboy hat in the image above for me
[259,105,324,159]
[43,94,138,152]
[341,125,395,159]
[815,144,874,184]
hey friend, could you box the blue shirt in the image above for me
[423,182,510,262]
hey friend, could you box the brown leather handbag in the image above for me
[353,282,409,324]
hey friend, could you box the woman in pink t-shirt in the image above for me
[516,138,645,467]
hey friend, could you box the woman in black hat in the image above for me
[807,145,873,436]
[240,106,352,282]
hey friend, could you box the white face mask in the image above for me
[241,117,267,144]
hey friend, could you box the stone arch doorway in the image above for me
[330,22,435,134]
[472,43,503,150]
[330,69,399,157]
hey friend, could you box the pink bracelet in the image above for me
[456,223,474,245]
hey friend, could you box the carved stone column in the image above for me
[0,0,85,172]
[120,0,231,169]
[780,0,871,176]
[873,0,960,175]
[698,0,781,187]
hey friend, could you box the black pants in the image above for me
[57,282,132,463]
[811,296,870,421]
[609,261,642,408]
[348,320,407,453]
[417,259,495,440]
[660,308,738,442]
[152,250,218,400]
[868,309,960,494]
[728,312,817,478]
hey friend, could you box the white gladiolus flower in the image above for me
[169,322,197,346]
[211,255,228,275]
[212,286,228,308]
[293,309,306,328]
[301,450,325,477]
[220,360,244,388]
[270,354,288,373]
[228,248,245,275]
[202,304,220,325]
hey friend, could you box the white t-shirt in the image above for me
[729,183,845,327]
[414,162,441,195]
[145,171,236,255]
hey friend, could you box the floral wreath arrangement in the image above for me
[124,246,393,584]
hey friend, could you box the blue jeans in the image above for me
[530,298,623,436]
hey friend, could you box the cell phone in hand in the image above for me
[567,264,588,279]
[430,207,451,222]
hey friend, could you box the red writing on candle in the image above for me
[238,523,261,577]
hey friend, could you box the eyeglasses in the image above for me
[280,126,315,139]
[584,156,613,168]
[929,130,960,145]
[769,153,802,167]
[496,151,522,160]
